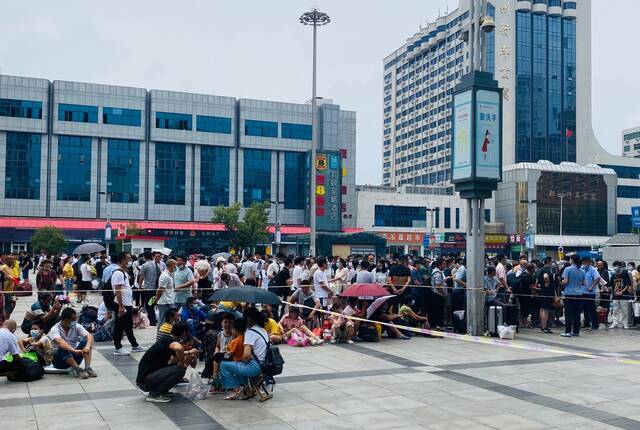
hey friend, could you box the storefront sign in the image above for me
[314,151,342,232]
[378,231,424,245]
[485,234,507,244]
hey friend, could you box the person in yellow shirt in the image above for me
[262,305,283,344]
[62,255,74,294]
[0,254,20,318]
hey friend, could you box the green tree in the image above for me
[31,226,68,254]
[213,202,270,252]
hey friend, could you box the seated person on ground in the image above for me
[329,302,355,344]
[0,320,21,377]
[342,297,362,337]
[278,307,323,345]
[398,295,430,329]
[369,302,410,340]
[180,297,208,338]
[210,318,247,394]
[262,306,284,344]
[47,307,97,378]
[202,312,234,381]
[136,321,199,403]
[22,292,61,334]
[157,308,181,341]
[132,307,150,329]
[18,320,53,366]
[290,280,321,322]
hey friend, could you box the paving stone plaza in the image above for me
[4,292,640,430]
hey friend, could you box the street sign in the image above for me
[423,235,430,247]
[632,206,640,228]
[525,233,535,250]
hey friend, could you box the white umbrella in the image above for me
[366,295,396,319]
[152,247,172,256]
[72,243,105,255]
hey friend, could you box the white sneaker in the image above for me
[131,346,146,353]
[113,348,130,356]
[623,326,630,330]
[347,340,355,344]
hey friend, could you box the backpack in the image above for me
[103,269,125,311]
[6,357,44,382]
[249,328,285,376]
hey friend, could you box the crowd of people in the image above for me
[1,248,640,402]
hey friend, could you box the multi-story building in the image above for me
[384,0,640,245]
[622,127,640,158]
[0,75,356,252]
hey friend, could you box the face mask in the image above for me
[69,321,77,329]
[127,261,133,268]
[336,262,342,268]
[30,330,40,338]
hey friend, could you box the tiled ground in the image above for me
[4,290,640,429]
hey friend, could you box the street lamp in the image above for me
[300,9,331,257]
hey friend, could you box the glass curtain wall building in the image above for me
[0,75,356,227]
[382,0,579,187]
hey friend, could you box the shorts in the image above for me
[76,280,92,293]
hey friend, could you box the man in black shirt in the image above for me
[272,256,293,320]
[136,321,199,403]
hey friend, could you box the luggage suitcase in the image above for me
[453,310,466,334]
[488,306,503,337]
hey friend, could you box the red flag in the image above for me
[565,128,574,139]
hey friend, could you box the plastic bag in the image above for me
[184,371,209,401]
[498,325,515,340]
[288,331,309,347]
[91,279,99,290]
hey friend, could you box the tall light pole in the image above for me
[300,9,330,256]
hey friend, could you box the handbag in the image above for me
[14,281,33,297]
[552,295,564,310]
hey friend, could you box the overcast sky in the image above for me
[1,0,637,185]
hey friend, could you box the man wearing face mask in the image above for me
[48,307,96,378]
[18,320,53,366]
[174,255,198,311]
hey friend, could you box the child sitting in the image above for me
[132,307,150,329]
[278,307,323,346]
[209,318,246,394]
[157,308,180,341]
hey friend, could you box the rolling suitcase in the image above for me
[488,306,503,337]
[453,310,466,334]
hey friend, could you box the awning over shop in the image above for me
[534,235,611,248]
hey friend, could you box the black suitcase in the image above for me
[452,310,466,334]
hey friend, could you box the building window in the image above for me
[0,98,42,119]
[200,146,230,206]
[455,208,460,229]
[103,107,141,126]
[57,135,92,201]
[154,143,186,205]
[435,208,440,228]
[245,120,278,138]
[563,18,577,162]
[485,209,491,223]
[444,207,451,229]
[485,3,495,77]
[599,164,640,179]
[284,152,306,209]
[107,139,139,203]
[5,132,41,199]
[618,215,632,234]
[243,149,271,205]
[374,205,426,228]
[155,112,192,130]
[196,116,232,134]
[617,186,640,199]
[281,123,312,140]
[515,11,532,162]
[58,103,98,123]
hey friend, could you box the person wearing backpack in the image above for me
[110,252,145,356]
[219,307,269,400]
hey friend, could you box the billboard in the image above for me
[475,90,501,180]
[452,90,473,181]
[313,151,342,232]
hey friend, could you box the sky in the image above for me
[1,0,637,185]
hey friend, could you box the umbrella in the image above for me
[211,252,231,262]
[72,243,105,255]
[366,295,396,319]
[341,283,390,298]
[208,286,281,305]
[152,247,172,256]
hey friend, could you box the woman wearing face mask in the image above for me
[18,320,53,366]
[330,258,349,294]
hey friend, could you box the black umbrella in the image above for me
[208,286,281,305]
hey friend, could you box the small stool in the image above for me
[248,374,273,402]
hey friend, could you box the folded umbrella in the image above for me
[340,283,390,298]
[208,285,281,305]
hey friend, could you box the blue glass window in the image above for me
[58,103,98,123]
[103,107,141,126]
[196,115,232,134]
[618,215,632,234]
[200,146,230,206]
[243,149,271,205]
[485,209,491,223]
[107,139,139,203]
[515,11,532,162]
[245,120,278,138]
[374,205,426,228]
[155,112,192,130]
[281,123,312,140]
[155,143,186,205]
[284,152,306,209]
[547,15,564,163]
[57,135,92,201]
[599,164,640,179]
[455,208,460,229]
[5,132,41,199]
[564,1,576,9]
[531,14,548,162]
[485,3,495,77]
[0,99,42,119]
[549,0,561,6]
[617,186,640,199]
[563,18,577,162]
[444,207,451,229]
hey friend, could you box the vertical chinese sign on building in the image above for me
[310,151,342,232]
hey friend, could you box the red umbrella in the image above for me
[340,283,390,298]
